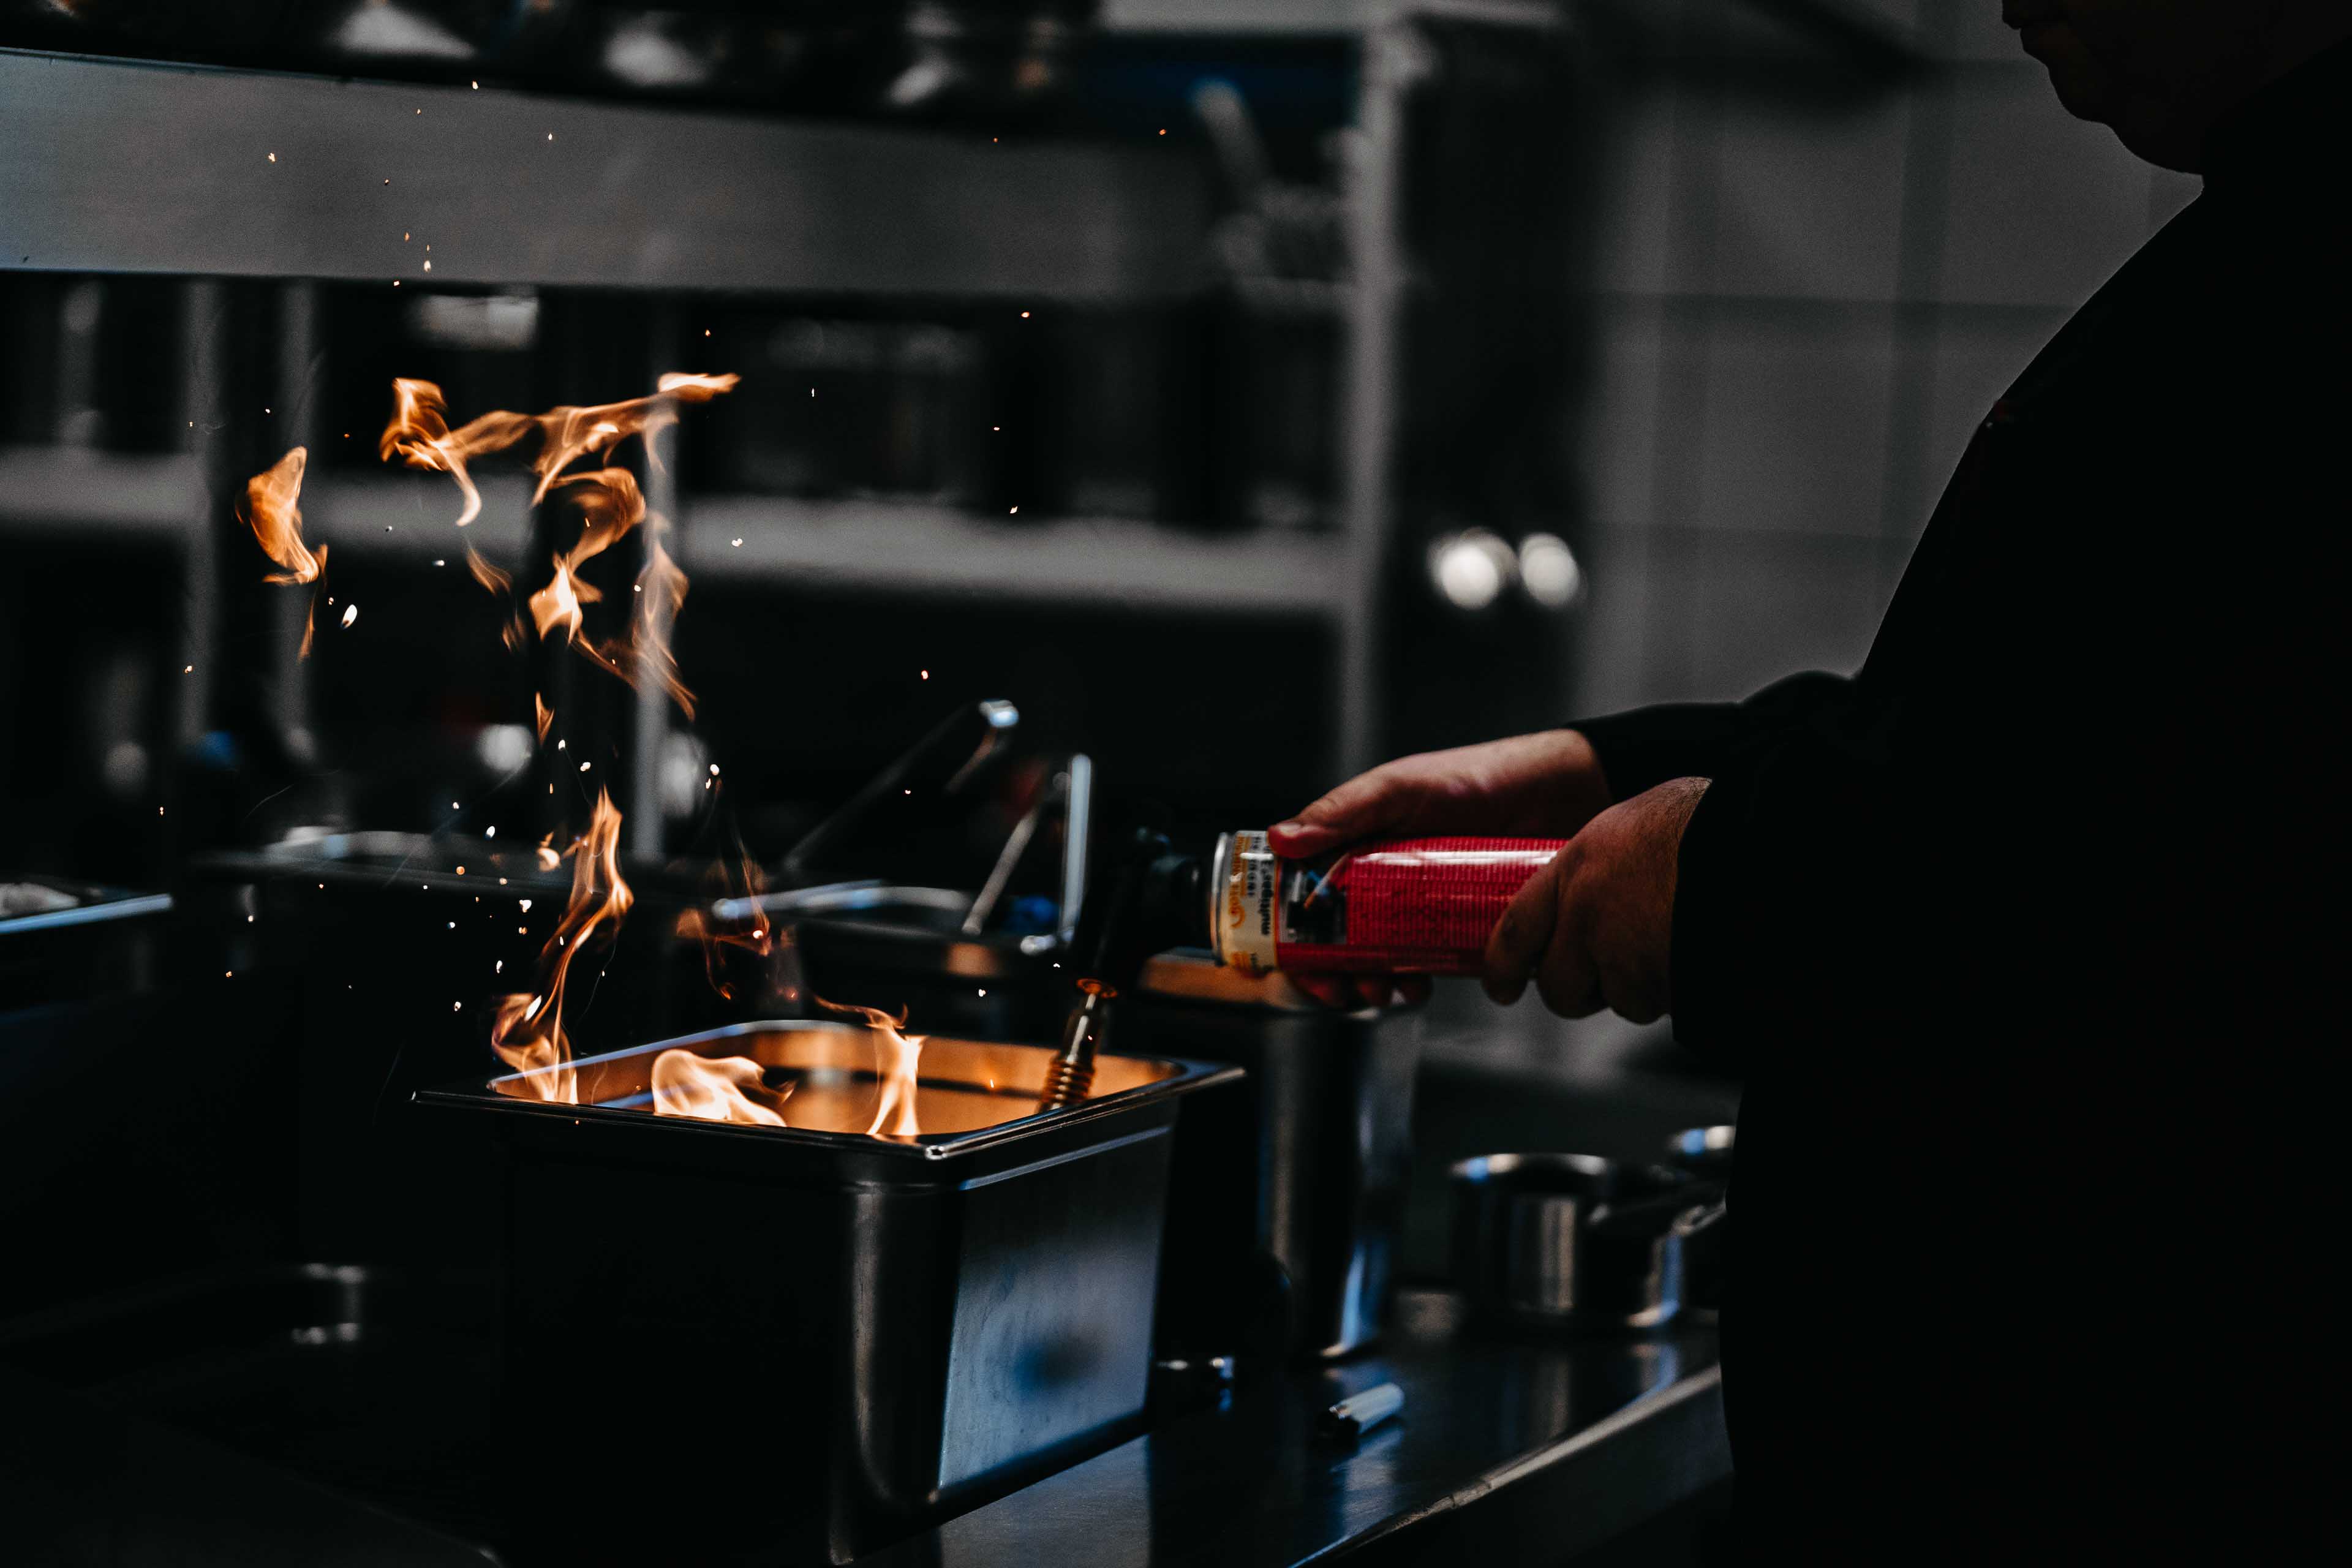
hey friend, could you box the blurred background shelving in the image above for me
[1,0,2184,902]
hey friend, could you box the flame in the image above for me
[489,790,633,1102]
[649,1050,792,1126]
[237,446,328,657]
[674,850,772,1001]
[533,693,554,741]
[383,379,728,719]
[379,373,739,525]
[819,998,927,1142]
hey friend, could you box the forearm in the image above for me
[1574,671,1854,801]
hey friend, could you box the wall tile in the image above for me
[1568,522,1656,717]
[1588,81,1685,296]
[1705,85,1913,301]
[1691,306,1898,537]
[1937,4,2026,62]
[1577,298,1664,532]
[1936,64,2155,307]
[1687,529,1888,699]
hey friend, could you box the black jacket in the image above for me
[1576,41,2348,1559]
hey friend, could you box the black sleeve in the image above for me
[1572,670,1855,799]
[1663,186,2346,1070]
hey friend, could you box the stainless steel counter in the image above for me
[854,1289,1728,1568]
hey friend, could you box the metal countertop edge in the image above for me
[1336,1365,1731,1567]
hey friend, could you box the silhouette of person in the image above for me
[1273,4,2351,1555]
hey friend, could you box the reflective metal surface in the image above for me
[1125,951,1421,1365]
[856,1288,1727,1568]
[420,1025,1240,1564]
[1664,1126,1735,1322]
[1450,1153,1715,1331]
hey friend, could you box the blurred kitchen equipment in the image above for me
[1664,1125,1733,1323]
[745,725,1091,1042]
[1450,1153,1722,1332]
[1036,824,1197,1110]
[777,698,1019,885]
[1124,951,1420,1366]
[1191,76,1346,533]
[1317,1381,1405,1443]
[418,1020,1238,1562]
[884,0,1099,117]
[0,876,172,1014]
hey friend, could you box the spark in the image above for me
[1009,507,1019,515]
[267,153,276,162]
[556,739,566,750]
[1020,311,1031,318]
[731,537,743,547]
[921,669,929,679]
[453,1000,462,1010]
[486,826,496,838]
[978,989,987,998]
[434,558,446,566]
[183,665,193,673]
[341,603,359,627]
[579,761,590,772]
[518,899,533,912]
[708,764,720,775]
[496,960,503,973]
[423,260,432,272]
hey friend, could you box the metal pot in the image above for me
[1664,1126,1733,1322]
[1450,1153,1722,1332]
[1122,950,1420,1367]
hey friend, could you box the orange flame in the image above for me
[649,1050,792,1126]
[237,446,328,657]
[674,852,774,1002]
[819,998,928,1141]
[490,790,633,1102]
[379,374,739,524]
[383,379,728,719]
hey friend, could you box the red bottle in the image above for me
[1208,830,1566,977]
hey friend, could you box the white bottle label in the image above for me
[1215,829,1281,976]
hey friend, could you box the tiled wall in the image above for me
[1567,6,2205,718]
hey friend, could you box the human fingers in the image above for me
[1270,759,1433,857]
[1533,900,1603,1019]
[1483,847,1569,1005]
[1292,973,1360,1009]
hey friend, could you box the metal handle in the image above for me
[778,699,1017,884]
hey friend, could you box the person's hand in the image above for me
[1267,731,1616,1009]
[1483,777,1709,1023]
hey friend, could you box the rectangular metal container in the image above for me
[418,1022,1237,1565]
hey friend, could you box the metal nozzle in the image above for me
[1039,982,1111,1110]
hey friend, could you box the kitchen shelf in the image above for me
[0,448,202,541]
[680,496,1349,616]
[0,50,1210,301]
[304,473,537,559]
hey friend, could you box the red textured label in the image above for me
[1275,836,1566,975]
